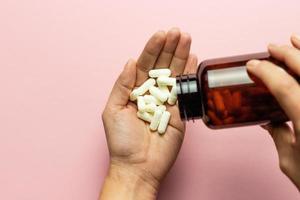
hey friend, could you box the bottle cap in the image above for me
[176,74,203,121]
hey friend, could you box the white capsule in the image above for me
[149,109,163,131]
[149,69,171,78]
[143,95,162,105]
[144,102,157,113]
[157,105,166,112]
[167,85,177,105]
[158,111,171,134]
[137,111,153,123]
[158,85,170,98]
[130,78,156,101]
[129,89,139,101]
[157,77,176,86]
[137,96,146,111]
[149,86,169,103]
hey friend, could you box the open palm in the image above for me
[102,28,197,187]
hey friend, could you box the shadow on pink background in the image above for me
[0,0,299,199]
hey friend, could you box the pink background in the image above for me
[0,0,299,199]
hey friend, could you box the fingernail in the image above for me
[268,43,279,50]
[169,27,180,32]
[182,32,191,41]
[246,60,261,69]
[292,33,300,41]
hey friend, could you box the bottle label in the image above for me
[207,66,254,88]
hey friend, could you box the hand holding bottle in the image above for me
[247,34,300,191]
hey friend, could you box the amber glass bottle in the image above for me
[176,52,298,129]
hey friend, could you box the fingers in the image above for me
[183,54,198,74]
[169,33,192,76]
[261,123,296,172]
[268,44,300,76]
[136,31,166,86]
[246,60,300,132]
[291,34,300,50]
[107,59,137,108]
[155,28,181,68]
[262,122,295,145]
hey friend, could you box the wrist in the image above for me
[100,162,159,200]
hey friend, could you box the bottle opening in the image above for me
[176,74,203,121]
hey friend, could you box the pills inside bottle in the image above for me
[176,52,299,129]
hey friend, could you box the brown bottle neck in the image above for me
[176,74,203,121]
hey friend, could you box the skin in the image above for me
[100,28,197,200]
[247,34,300,191]
[100,30,300,199]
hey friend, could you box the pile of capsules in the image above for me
[130,69,177,134]
[205,87,285,125]
[206,89,242,125]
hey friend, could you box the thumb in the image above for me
[107,59,137,108]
